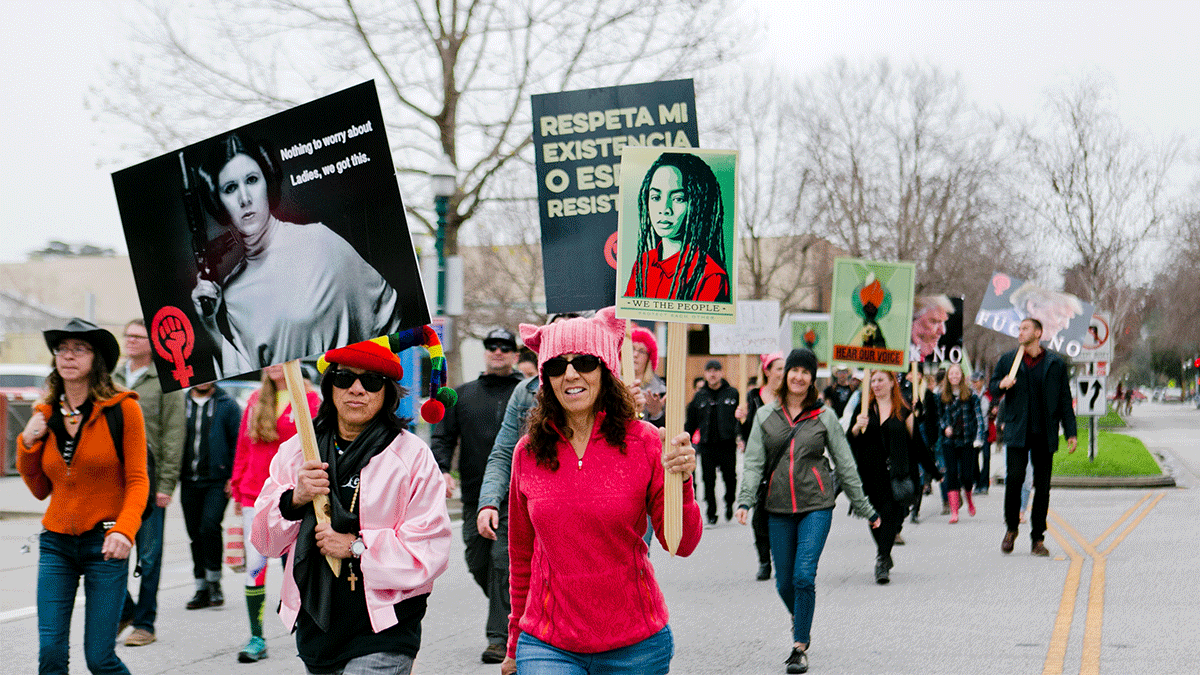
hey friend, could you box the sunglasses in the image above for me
[542,354,602,378]
[330,370,388,393]
[486,344,516,353]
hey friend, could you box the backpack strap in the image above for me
[104,404,124,464]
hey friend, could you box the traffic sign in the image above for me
[1077,375,1107,416]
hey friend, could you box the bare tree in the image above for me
[705,70,830,312]
[92,0,742,382]
[1023,76,1179,329]
[1148,207,1200,359]
[791,59,1025,296]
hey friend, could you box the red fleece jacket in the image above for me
[507,417,702,657]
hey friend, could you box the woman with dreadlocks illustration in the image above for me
[624,152,731,303]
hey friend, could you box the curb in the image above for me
[1050,474,1177,488]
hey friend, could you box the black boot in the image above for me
[874,556,890,584]
[756,562,771,581]
[186,584,211,610]
[208,581,224,607]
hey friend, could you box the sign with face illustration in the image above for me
[974,272,1094,358]
[829,258,916,372]
[532,79,699,313]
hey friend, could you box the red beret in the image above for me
[322,340,403,380]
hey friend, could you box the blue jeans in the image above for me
[121,504,164,632]
[768,509,833,645]
[38,529,131,674]
[516,626,673,675]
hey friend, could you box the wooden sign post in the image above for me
[737,353,747,407]
[622,319,636,385]
[283,359,340,575]
[662,324,688,555]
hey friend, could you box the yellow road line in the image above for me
[1049,509,1100,558]
[1080,555,1106,675]
[1089,493,1150,550]
[1043,523,1083,675]
[1100,492,1165,557]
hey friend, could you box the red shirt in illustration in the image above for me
[625,246,730,302]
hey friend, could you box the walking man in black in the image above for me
[686,359,740,525]
[990,318,1077,557]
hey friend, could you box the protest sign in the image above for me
[909,295,964,366]
[709,300,780,355]
[780,313,831,366]
[974,272,1094,358]
[532,80,698,313]
[615,147,738,324]
[112,81,427,391]
[1074,312,1114,368]
[829,258,916,372]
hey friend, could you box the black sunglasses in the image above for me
[486,343,516,353]
[330,369,388,393]
[542,354,602,378]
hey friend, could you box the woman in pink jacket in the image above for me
[503,307,702,675]
[252,340,450,675]
[227,363,320,662]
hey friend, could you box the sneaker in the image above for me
[784,646,809,673]
[116,618,132,639]
[1031,540,1051,557]
[893,534,905,546]
[940,503,951,516]
[1001,530,1017,554]
[481,642,506,664]
[186,587,211,610]
[238,636,269,663]
[756,563,772,581]
[124,628,156,647]
[208,582,224,607]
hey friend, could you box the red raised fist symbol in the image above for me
[151,306,196,387]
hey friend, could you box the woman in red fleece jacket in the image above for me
[503,307,702,675]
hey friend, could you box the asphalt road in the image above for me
[2,402,1197,674]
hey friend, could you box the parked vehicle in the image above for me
[0,364,51,403]
[1161,387,1183,402]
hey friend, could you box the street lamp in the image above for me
[430,158,455,316]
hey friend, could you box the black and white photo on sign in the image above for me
[112,82,428,391]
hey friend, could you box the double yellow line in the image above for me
[1042,492,1167,675]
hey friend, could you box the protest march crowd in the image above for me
[17,303,1077,675]
[21,80,1083,675]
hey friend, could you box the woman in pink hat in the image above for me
[501,307,702,675]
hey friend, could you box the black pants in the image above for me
[752,484,770,565]
[1005,437,1054,542]
[869,496,909,563]
[943,443,977,492]
[180,481,229,580]
[697,441,737,519]
[462,500,509,643]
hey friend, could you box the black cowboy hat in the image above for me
[43,318,121,372]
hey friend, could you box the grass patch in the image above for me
[1090,405,1126,428]
[1054,429,1160,476]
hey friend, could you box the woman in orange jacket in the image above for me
[18,318,149,675]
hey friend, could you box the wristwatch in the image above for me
[350,538,365,558]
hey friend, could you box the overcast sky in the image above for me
[3,0,1198,263]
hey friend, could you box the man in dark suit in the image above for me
[990,318,1078,557]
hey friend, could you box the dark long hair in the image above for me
[630,152,726,300]
[775,368,819,411]
[524,365,637,471]
[196,132,283,227]
[314,365,411,435]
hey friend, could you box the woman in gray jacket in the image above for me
[736,349,879,674]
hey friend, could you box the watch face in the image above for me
[351,540,365,556]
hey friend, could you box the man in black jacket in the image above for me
[990,318,1077,557]
[181,382,242,610]
[686,359,740,525]
[431,328,522,664]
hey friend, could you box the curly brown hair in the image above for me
[523,365,637,471]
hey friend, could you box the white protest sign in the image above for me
[708,300,781,354]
